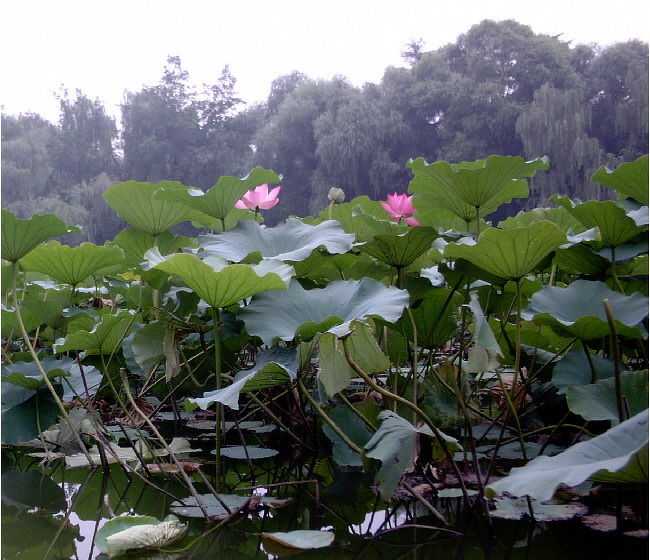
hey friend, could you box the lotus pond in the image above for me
[1,155,648,558]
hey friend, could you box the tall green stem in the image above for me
[212,307,224,490]
[603,299,625,422]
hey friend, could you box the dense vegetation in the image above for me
[1,151,648,557]
[2,20,648,242]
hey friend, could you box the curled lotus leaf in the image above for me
[487,409,649,501]
[1,210,81,263]
[522,280,648,340]
[238,278,409,345]
[444,221,566,280]
[359,226,438,269]
[591,155,648,205]
[198,218,354,262]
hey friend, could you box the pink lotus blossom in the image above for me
[235,184,281,211]
[381,193,420,226]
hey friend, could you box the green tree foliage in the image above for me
[54,90,119,184]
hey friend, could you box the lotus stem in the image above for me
[603,299,625,422]
[212,306,224,490]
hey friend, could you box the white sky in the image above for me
[1,0,648,124]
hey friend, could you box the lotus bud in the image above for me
[327,187,345,204]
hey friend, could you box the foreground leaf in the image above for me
[591,155,648,205]
[1,210,81,263]
[263,530,334,550]
[487,409,649,501]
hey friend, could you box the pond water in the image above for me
[2,456,646,560]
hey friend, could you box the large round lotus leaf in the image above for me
[148,252,287,309]
[498,206,587,233]
[1,210,81,263]
[408,155,549,223]
[238,278,409,344]
[1,470,67,512]
[522,280,648,340]
[444,222,566,280]
[591,155,648,205]
[487,409,649,501]
[551,196,643,248]
[1,385,62,445]
[198,218,354,263]
[110,228,195,269]
[321,404,373,467]
[561,370,648,424]
[154,166,280,221]
[103,180,203,235]
[53,311,136,356]
[20,241,125,286]
[359,227,438,269]
[551,350,617,388]
[554,244,611,276]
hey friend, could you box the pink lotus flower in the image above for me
[381,193,420,226]
[235,184,281,211]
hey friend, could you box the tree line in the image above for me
[2,20,648,242]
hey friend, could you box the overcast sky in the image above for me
[1,0,648,124]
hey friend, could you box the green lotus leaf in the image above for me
[489,497,587,521]
[170,493,290,520]
[147,252,287,309]
[390,288,462,350]
[444,222,566,280]
[188,347,296,411]
[103,180,203,235]
[498,206,588,233]
[551,196,643,248]
[218,446,279,459]
[2,359,68,390]
[321,403,373,467]
[591,155,649,205]
[54,311,136,356]
[1,385,62,445]
[198,218,354,263]
[554,243,611,275]
[239,278,409,345]
[551,350,618,387]
[1,210,81,263]
[561,370,648,424]
[522,280,648,340]
[110,228,195,269]
[408,155,549,223]
[190,208,262,231]
[358,227,438,269]
[263,530,335,550]
[317,332,356,396]
[122,321,167,377]
[1,470,67,513]
[365,410,460,498]
[155,166,281,221]
[20,241,125,286]
[487,409,649,501]
[1,304,41,337]
[293,251,391,284]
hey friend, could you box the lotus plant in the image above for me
[381,193,420,226]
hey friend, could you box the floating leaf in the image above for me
[263,530,334,550]
[20,241,125,286]
[199,218,354,262]
[218,446,279,459]
[444,222,566,280]
[155,166,281,221]
[103,180,202,235]
[591,155,648,205]
[490,497,587,521]
[522,280,648,340]
[1,210,81,263]
[239,278,409,344]
[408,155,549,224]
[147,251,287,309]
[487,409,649,501]
[170,493,290,519]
